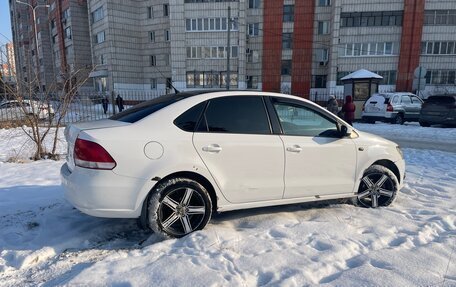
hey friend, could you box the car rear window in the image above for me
[426,96,455,104]
[110,94,186,123]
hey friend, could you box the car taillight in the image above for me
[74,138,116,170]
[386,103,394,112]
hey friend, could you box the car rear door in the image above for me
[271,98,357,198]
[192,96,285,203]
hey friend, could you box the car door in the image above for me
[192,96,285,203]
[410,95,423,120]
[400,95,413,120]
[271,98,357,198]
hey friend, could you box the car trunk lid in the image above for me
[65,119,130,171]
[364,95,389,116]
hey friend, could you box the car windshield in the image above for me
[110,94,187,123]
[426,96,455,104]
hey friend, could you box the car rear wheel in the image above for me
[355,165,398,208]
[393,114,404,125]
[147,178,212,238]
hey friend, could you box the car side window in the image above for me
[197,96,271,134]
[273,101,338,137]
[401,96,412,104]
[411,96,422,104]
[391,96,399,104]
[174,102,206,132]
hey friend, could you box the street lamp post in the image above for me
[16,1,50,96]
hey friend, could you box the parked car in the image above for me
[362,92,423,124]
[0,100,55,121]
[61,91,405,238]
[419,94,456,127]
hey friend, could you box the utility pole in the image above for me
[226,6,231,90]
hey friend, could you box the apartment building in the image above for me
[0,42,16,83]
[10,0,456,97]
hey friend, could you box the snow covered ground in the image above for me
[0,124,455,286]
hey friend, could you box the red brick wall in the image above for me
[291,1,315,99]
[396,0,425,92]
[262,0,284,93]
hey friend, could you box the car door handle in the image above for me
[286,145,302,153]
[202,144,222,153]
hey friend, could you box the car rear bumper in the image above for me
[362,113,396,122]
[60,163,148,218]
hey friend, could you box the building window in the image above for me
[424,10,456,26]
[95,31,105,44]
[165,30,170,41]
[64,27,72,39]
[248,23,259,36]
[186,46,238,59]
[341,11,403,27]
[316,48,329,62]
[164,54,170,66]
[186,71,238,88]
[148,6,153,19]
[99,54,105,65]
[52,35,57,44]
[150,55,156,66]
[147,31,154,42]
[375,70,397,85]
[246,76,258,89]
[282,33,293,49]
[186,17,238,32]
[249,0,260,9]
[281,60,292,75]
[318,21,330,34]
[50,19,55,29]
[163,4,169,16]
[92,6,104,23]
[318,0,331,7]
[62,9,70,20]
[425,70,456,85]
[421,41,456,55]
[50,2,56,11]
[312,75,327,88]
[342,42,399,57]
[151,78,157,89]
[283,5,294,22]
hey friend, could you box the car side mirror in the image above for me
[339,124,351,138]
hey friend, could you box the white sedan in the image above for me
[61,91,405,238]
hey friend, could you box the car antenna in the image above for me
[152,65,180,94]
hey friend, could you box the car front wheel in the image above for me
[355,165,398,208]
[147,178,212,238]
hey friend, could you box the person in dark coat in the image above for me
[326,95,339,114]
[342,95,356,126]
[116,95,124,112]
[101,97,109,114]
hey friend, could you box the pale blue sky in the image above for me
[0,0,13,44]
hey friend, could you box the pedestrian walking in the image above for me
[116,94,124,112]
[342,95,356,126]
[101,97,109,114]
[326,95,339,115]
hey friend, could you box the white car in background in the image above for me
[362,92,423,124]
[61,91,405,238]
[0,100,55,121]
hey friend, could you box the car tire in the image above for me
[393,114,404,125]
[354,165,398,208]
[419,121,430,127]
[147,177,212,238]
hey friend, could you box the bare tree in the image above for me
[1,65,94,160]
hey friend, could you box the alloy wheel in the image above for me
[357,172,395,208]
[158,187,207,237]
